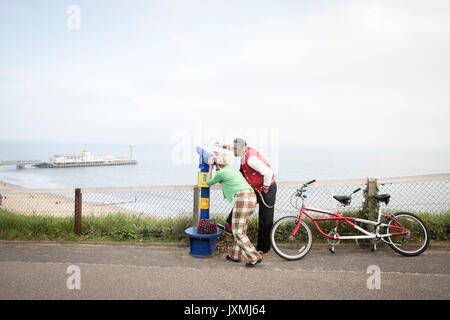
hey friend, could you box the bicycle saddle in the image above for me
[333,195,351,205]
[373,194,391,204]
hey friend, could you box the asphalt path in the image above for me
[0,241,449,300]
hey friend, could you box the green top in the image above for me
[206,165,253,203]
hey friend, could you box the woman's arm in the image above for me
[206,157,223,186]
[207,157,214,180]
[206,157,221,186]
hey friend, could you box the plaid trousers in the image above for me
[230,190,262,264]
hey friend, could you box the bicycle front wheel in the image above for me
[385,212,430,256]
[271,216,313,261]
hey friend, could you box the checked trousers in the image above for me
[229,190,262,264]
[226,183,277,253]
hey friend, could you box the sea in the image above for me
[1,140,449,189]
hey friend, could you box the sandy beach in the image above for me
[0,180,22,191]
[0,180,136,217]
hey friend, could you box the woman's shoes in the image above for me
[245,257,263,268]
[226,255,262,267]
[226,255,240,263]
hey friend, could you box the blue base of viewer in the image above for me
[184,227,223,258]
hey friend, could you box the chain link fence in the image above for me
[377,176,450,214]
[211,175,450,219]
[0,174,449,240]
[0,190,75,217]
[210,182,368,219]
[0,186,195,218]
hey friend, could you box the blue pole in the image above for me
[196,147,215,220]
[199,163,210,220]
[184,146,222,258]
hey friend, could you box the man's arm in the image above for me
[214,141,231,150]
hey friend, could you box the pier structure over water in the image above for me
[0,150,137,169]
[0,160,44,169]
[33,159,137,168]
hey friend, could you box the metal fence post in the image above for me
[193,186,200,226]
[367,178,378,232]
[74,188,82,235]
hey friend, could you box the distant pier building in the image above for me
[33,150,137,168]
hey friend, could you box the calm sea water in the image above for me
[0,140,449,189]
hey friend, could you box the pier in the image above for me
[33,159,137,168]
[0,159,137,169]
[0,161,44,169]
[0,149,137,169]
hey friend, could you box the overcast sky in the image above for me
[1,0,449,150]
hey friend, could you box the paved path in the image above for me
[0,241,449,300]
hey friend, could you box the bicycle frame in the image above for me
[293,203,411,241]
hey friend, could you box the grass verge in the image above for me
[0,208,448,244]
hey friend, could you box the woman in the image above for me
[206,151,262,267]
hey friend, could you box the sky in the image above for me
[1,0,449,151]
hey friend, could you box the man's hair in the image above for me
[233,138,247,151]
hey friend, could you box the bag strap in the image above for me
[257,191,274,209]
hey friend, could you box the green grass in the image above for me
[415,211,450,241]
[216,210,450,246]
[0,208,192,243]
[0,208,448,244]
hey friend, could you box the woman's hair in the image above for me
[216,150,232,165]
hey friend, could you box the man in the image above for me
[215,138,277,254]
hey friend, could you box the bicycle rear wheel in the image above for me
[385,212,430,256]
[271,216,312,260]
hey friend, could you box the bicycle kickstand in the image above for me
[371,243,377,252]
[329,245,335,254]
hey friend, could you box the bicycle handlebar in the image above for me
[296,184,363,200]
[303,179,316,187]
[295,179,316,198]
[352,187,361,194]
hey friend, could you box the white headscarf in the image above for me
[214,150,232,166]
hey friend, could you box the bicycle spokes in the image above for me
[386,213,429,255]
[271,216,313,260]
